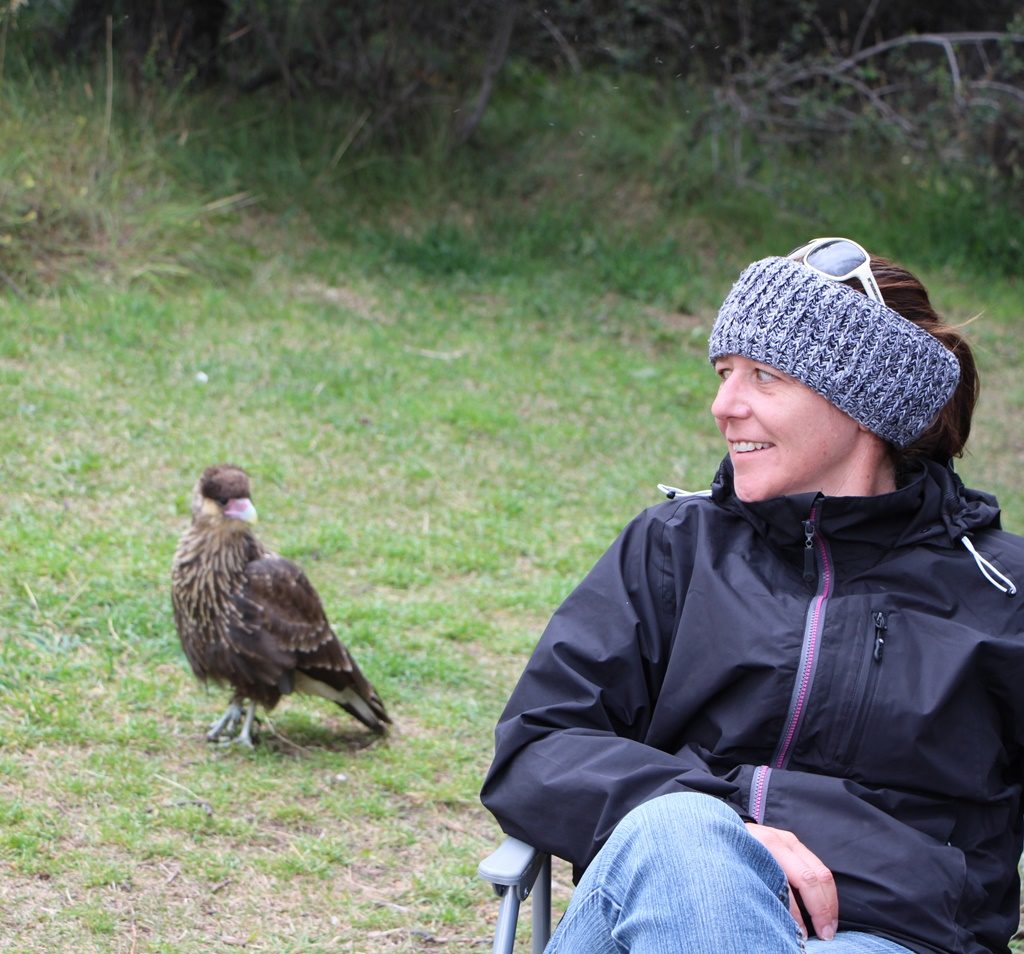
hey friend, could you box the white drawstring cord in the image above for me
[658,484,712,500]
[961,536,1018,595]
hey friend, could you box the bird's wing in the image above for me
[236,556,336,655]
[237,556,391,732]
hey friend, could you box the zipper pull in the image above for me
[802,519,816,583]
[873,611,888,662]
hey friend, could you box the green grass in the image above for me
[1,62,1022,951]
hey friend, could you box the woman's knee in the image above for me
[598,792,749,877]
[579,792,792,940]
[616,791,742,845]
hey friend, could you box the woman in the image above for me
[481,239,1024,954]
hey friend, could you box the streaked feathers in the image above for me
[171,464,390,744]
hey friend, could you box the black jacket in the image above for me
[481,459,1024,954]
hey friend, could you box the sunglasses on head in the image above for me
[788,237,884,304]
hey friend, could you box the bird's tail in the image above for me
[293,672,391,734]
[340,687,391,735]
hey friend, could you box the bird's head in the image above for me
[191,464,259,528]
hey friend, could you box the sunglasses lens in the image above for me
[804,240,866,278]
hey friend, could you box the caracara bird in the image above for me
[171,464,391,746]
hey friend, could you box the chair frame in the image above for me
[478,836,552,954]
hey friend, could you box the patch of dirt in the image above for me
[292,280,388,323]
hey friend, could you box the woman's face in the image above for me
[711,355,892,502]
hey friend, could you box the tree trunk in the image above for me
[455,0,517,145]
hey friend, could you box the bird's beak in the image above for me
[224,497,258,523]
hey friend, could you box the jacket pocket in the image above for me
[832,611,888,768]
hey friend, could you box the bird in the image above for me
[171,464,391,746]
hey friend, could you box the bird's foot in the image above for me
[234,700,259,748]
[233,727,256,749]
[206,702,243,743]
[207,700,259,747]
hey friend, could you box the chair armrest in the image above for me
[480,836,554,954]
[478,836,547,899]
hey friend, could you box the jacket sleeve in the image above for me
[480,503,744,871]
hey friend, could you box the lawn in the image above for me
[1,68,1022,953]
[0,256,727,950]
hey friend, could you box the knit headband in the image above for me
[708,256,961,448]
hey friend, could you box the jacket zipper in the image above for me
[802,517,816,584]
[772,508,833,770]
[872,610,888,662]
[749,765,772,824]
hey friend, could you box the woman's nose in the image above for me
[710,375,748,421]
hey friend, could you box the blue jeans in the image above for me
[545,792,913,954]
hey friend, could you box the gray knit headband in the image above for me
[708,256,961,448]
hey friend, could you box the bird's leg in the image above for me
[206,699,244,742]
[234,699,258,748]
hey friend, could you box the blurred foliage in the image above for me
[0,1,1021,296]
[2,2,1022,180]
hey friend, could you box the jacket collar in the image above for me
[710,456,1002,553]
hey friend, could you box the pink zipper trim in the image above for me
[750,765,772,824]
[773,516,832,769]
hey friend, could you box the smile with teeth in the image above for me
[732,441,773,453]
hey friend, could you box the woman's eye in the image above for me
[755,368,776,383]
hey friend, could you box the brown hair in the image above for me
[844,258,979,464]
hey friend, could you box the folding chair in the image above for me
[478,836,552,954]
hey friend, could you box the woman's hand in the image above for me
[744,822,839,942]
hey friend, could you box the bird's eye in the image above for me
[216,497,229,506]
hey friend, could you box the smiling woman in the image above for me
[482,240,1024,954]
[705,251,978,505]
[710,356,895,501]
